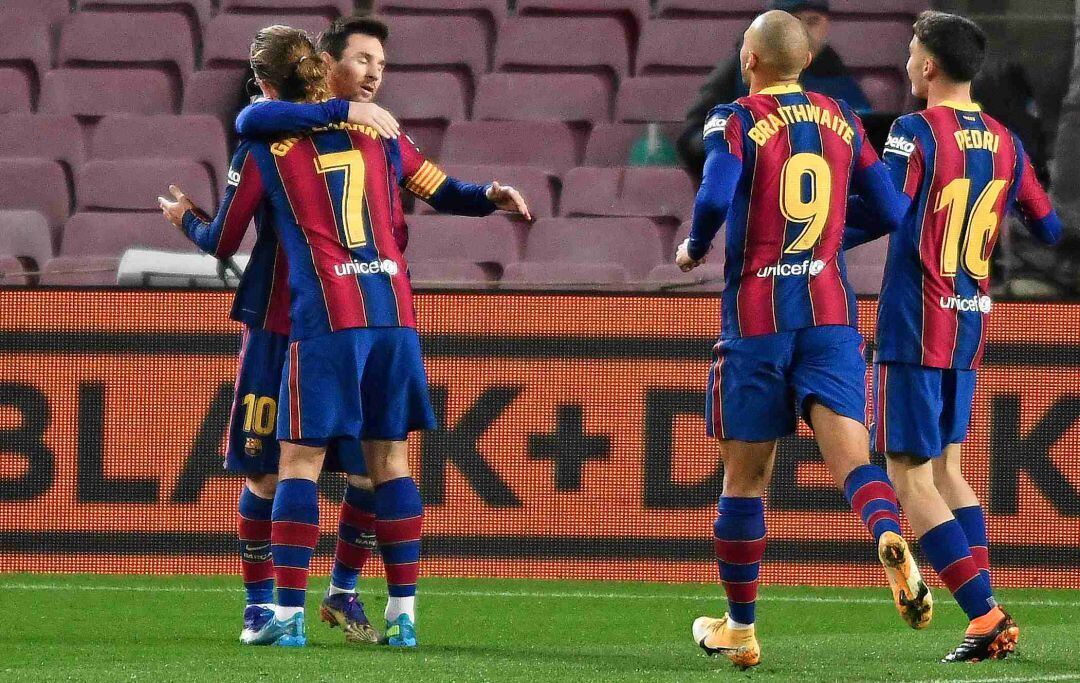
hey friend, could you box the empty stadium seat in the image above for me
[520,217,664,278]
[473,73,610,123]
[385,16,488,81]
[5,0,70,26]
[61,212,198,256]
[218,0,349,17]
[430,164,557,218]
[831,0,927,15]
[0,210,54,269]
[844,236,889,295]
[203,14,329,68]
[182,69,248,126]
[77,160,214,213]
[0,69,33,114]
[398,123,447,161]
[829,20,912,69]
[656,0,761,18]
[561,166,694,223]
[515,0,650,33]
[76,0,213,25]
[0,11,52,84]
[59,11,195,77]
[378,0,507,28]
[0,160,71,231]
[0,115,86,169]
[380,71,469,122]
[0,257,28,286]
[616,76,700,123]
[502,261,629,285]
[409,260,496,285]
[39,255,121,285]
[405,214,524,265]
[495,17,630,78]
[91,115,229,186]
[647,262,725,292]
[441,121,579,173]
[859,72,905,113]
[41,69,176,116]
[583,123,681,166]
[638,19,746,75]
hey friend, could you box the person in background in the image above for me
[677,0,871,178]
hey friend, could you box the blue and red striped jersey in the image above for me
[697,84,897,340]
[875,102,1059,369]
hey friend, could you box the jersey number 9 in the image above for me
[781,153,832,254]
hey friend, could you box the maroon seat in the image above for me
[647,262,725,292]
[656,0,760,17]
[0,11,52,83]
[521,217,663,278]
[39,255,121,286]
[0,210,54,269]
[858,72,905,113]
[378,0,507,27]
[386,16,488,81]
[562,166,693,223]
[61,212,198,257]
[4,0,70,26]
[0,160,70,231]
[495,17,630,78]
[502,261,629,285]
[0,256,28,286]
[829,19,912,69]
[41,69,176,116]
[398,122,448,161]
[182,69,248,124]
[218,0,350,16]
[78,160,214,213]
[638,19,746,75]
[831,0,927,15]
[405,214,524,265]
[76,0,214,24]
[409,260,496,285]
[203,14,329,68]
[473,73,610,123]
[0,115,85,170]
[583,122,682,166]
[616,76,700,123]
[0,69,33,114]
[441,121,579,173]
[515,0,650,33]
[844,236,889,295]
[380,71,468,122]
[59,11,195,78]
[91,115,228,186]
[429,164,557,218]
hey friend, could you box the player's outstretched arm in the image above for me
[235,99,400,140]
[1012,137,1062,245]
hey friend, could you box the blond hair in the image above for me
[249,25,330,102]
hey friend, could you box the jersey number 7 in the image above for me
[315,151,369,249]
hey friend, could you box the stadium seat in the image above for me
[218,0,350,17]
[77,160,215,213]
[647,262,725,292]
[0,69,33,114]
[441,121,580,173]
[203,14,330,68]
[41,69,176,116]
[519,217,664,279]
[398,123,448,162]
[829,19,912,69]
[473,73,610,123]
[182,69,248,124]
[75,0,214,25]
[0,210,54,269]
[561,167,694,223]
[4,0,70,27]
[429,164,557,218]
[61,212,198,257]
[380,71,469,123]
[583,122,681,166]
[58,11,195,78]
[514,0,650,34]
[0,256,29,286]
[405,214,524,265]
[385,16,489,82]
[91,115,229,187]
[39,255,121,285]
[0,160,71,231]
[830,0,927,16]
[638,19,747,75]
[615,76,701,123]
[495,17,630,78]
[378,0,507,29]
[501,261,629,285]
[656,0,761,18]
[0,11,52,85]
[845,236,889,295]
[859,72,905,114]
[409,260,497,285]
[0,115,86,170]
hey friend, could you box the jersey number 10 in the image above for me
[935,178,1006,280]
[315,151,369,249]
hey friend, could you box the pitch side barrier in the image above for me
[0,290,1077,588]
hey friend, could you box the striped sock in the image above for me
[843,464,902,542]
[374,477,423,622]
[953,505,991,587]
[713,496,766,626]
[238,487,274,605]
[330,484,376,593]
[271,478,320,610]
[920,519,995,620]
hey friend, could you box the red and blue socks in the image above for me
[238,486,274,606]
[271,478,320,616]
[843,464,902,542]
[713,496,766,628]
[329,483,377,594]
[374,477,424,623]
[920,519,995,621]
[953,505,991,586]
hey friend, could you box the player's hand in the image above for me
[676,238,706,272]
[347,101,399,139]
[158,185,195,229]
[486,181,532,221]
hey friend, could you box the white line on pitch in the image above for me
[904,674,1080,683]
[2,582,1079,608]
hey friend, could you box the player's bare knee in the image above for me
[346,474,374,491]
[245,474,278,499]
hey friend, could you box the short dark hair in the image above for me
[913,10,987,83]
[317,14,390,59]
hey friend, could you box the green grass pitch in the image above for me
[2,574,1078,682]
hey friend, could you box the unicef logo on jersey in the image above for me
[939,294,992,313]
[756,259,826,278]
[334,259,400,277]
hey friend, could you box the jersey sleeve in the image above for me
[234,99,350,137]
[881,116,925,200]
[181,140,264,259]
[397,131,496,216]
[1011,134,1062,245]
[702,104,744,161]
[686,106,745,261]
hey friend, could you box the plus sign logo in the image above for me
[527,405,611,491]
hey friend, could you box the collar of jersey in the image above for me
[758,83,803,95]
[939,100,982,112]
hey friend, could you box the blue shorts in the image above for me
[278,327,437,444]
[225,327,365,475]
[871,361,976,458]
[705,325,867,441]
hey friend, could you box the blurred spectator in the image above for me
[676,0,871,178]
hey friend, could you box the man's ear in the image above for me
[320,51,335,69]
[923,56,937,83]
[745,51,757,71]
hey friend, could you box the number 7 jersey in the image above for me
[876,102,1057,369]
